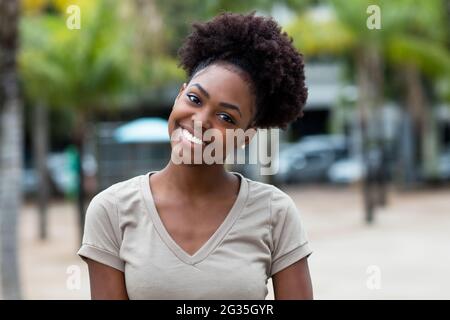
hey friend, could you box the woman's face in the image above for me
[168,63,256,165]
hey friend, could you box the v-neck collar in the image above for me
[140,170,249,265]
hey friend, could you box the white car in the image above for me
[328,157,366,184]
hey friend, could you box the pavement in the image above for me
[19,183,450,299]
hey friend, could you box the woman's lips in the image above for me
[181,128,204,145]
[177,124,211,146]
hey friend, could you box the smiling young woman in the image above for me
[77,11,312,300]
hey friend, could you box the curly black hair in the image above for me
[177,11,307,130]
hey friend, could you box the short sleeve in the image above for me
[269,189,312,277]
[77,190,125,272]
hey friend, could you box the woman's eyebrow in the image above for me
[189,83,242,118]
[190,83,210,98]
[219,102,242,118]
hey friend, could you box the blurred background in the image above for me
[0,0,449,299]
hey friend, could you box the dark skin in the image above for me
[86,62,313,300]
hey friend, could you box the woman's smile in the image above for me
[181,128,204,145]
[175,122,209,148]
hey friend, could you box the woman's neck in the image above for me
[156,161,235,197]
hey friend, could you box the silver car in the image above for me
[275,135,348,184]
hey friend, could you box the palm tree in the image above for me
[286,2,383,222]
[286,0,450,222]
[331,0,449,188]
[386,21,450,184]
[20,0,135,241]
[19,4,55,240]
[0,0,23,299]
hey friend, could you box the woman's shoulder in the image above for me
[89,173,147,211]
[238,174,305,243]
[109,173,144,194]
[238,172,289,195]
[237,172,296,210]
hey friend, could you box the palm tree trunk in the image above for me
[403,66,438,184]
[33,102,49,240]
[74,112,87,244]
[356,45,384,224]
[0,0,23,299]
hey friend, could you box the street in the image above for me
[19,183,450,299]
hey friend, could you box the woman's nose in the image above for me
[191,108,212,131]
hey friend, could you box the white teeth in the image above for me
[182,129,203,145]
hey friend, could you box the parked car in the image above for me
[274,134,348,184]
[328,157,366,184]
[438,146,450,181]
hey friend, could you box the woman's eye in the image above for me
[219,113,235,124]
[187,94,200,105]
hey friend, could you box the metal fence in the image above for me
[92,122,171,191]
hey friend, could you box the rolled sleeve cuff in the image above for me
[270,242,312,277]
[77,244,125,272]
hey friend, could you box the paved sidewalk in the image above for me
[20,199,90,299]
[287,184,450,299]
[19,184,450,299]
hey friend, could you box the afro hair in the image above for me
[177,11,308,130]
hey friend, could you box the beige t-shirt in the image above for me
[77,170,312,299]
